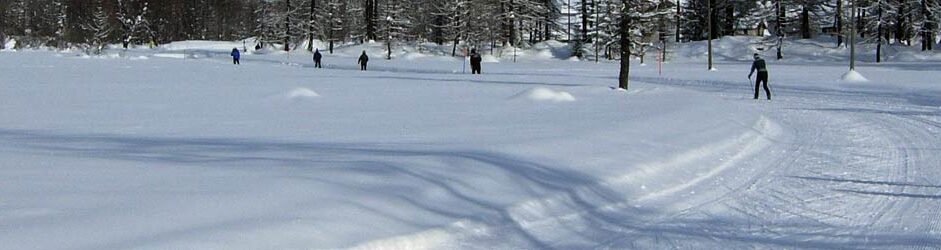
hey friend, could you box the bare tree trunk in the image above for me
[544,12,552,41]
[452,35,460,57]
[897,4,906,45]
[308,0,316,51]
[329,30,334,54]
[707,0,714,69]
[284,0,291,51]
[618,0,630,90]
[858,8,866,38]
[365,0,375,40]
[850,0,856,70]
[876,2,882,63]
[921,0,934,51]
[0,6,5,50]
[776,0,784,59]
[582,0,590,42]
[675,0,681,42]
[800,5,811,39]
[510,0,517,45]
[837,0,843,46]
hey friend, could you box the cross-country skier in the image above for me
[470,48,482,74]
[748,53,771,100]
[231,48,240,65]
[313,49,323,68]
[358,51,369,71]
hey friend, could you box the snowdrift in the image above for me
[510,87,576,102]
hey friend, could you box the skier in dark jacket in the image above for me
[469,48,482,74]
[313,49,323,68]
[748,53,771,100]
[358,51,369,71]
[231,48,241,65]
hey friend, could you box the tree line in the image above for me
[0,0,559,56]
[1,0,938,57]
[1,0,938,89]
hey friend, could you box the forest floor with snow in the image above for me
[1,38,940,249]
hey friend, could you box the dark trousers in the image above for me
[233,58,240,65]
[471,64,481,74]
[314,60,322,68]
[360,63,367,71]
[754,71,771,100]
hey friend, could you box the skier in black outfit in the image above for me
[358,51,369,71]
[748,53,771,100]
[313,49,323,68]
[469,48,482,74]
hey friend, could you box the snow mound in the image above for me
[286,88,321,99]
[511,87,575,102]
[840,70,869,83]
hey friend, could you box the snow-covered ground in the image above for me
[1,38,940,249]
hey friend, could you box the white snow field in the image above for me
[1,38,940,249]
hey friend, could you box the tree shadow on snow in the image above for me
[3,128,938,249]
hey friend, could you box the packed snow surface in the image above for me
[1,38,940,249]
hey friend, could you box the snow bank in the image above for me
[286,87,321,99]
[402,52,428,60]
[511,87,576,102]
[77,53,122,59]
[2,38,15,51]
[840,70,869,83]
[481,54,500,63]
[161,40,245,51]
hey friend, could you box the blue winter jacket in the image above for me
[231,49,241,59]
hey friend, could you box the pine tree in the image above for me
[383,0,412,59]
[83,1,112,54]
[619,0,671,89]
[306,0,321,51]
[433,0,470,56]
[326,0,344,53]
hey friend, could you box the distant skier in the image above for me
[231,47,241,65]
[358,51,369,71]
[748,53,771,100]
[469,48,482,74]
[313,49,323,68]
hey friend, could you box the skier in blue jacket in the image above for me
[231,48,241,65]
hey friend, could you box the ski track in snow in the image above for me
[609,75,941,249]
[348,71,941,249]
[329,57,941,248]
